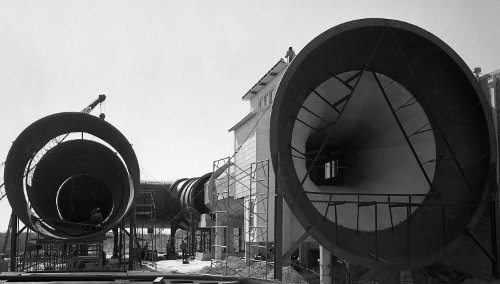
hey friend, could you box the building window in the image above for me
[258,87,276,110]
[306,147,345,185]
[324,160,339,180]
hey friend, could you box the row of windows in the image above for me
[258,87,275,109]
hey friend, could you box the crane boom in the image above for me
[0,94,107,201]
[82,94,106,114]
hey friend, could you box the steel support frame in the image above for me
[9,213,17,271]
[274,151,283,280]
[128,207,137,270]
[492,78,500,277]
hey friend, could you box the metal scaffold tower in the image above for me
[135,189,158,266]
[210,157,272,280]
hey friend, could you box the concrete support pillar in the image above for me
[320,245,333,284]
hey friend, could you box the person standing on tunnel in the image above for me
[285,46,295,63]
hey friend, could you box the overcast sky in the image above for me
[0,0,499,232]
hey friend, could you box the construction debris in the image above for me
[199,256,307,283]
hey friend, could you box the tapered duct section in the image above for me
[270,19,496,270]
[4,112,140,239]
[136,173,212,231]
[167,173,213,229]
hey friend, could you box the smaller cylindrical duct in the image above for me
[168,178,191,230]
[177,172,212,215]
[167,173,213,230]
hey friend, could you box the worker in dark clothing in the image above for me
[0,254,8,272]
[90,207,103,231]
[180,240,187,262]
[67,249,84,270]
[285,46,296,63]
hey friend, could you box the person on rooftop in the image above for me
[285,46,296,63]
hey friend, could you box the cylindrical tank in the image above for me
[270,18,496,270]
[4,112,140,239]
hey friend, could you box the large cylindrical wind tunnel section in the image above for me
[270,18,496,270]
[4,112,140,239]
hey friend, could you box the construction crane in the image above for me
[82,94,106,119]
[1,94,107,253]
[0,94,106,200]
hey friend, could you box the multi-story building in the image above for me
[226,56,317,264]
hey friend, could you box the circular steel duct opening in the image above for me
[270,18,496,270]
[4,112,140,239]
[56,174,113,223]
[297,71,436,232]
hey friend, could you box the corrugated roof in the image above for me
[228,111,257,132]
[242,58,288,101]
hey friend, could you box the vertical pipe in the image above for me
[225,161,230,275]
[129,207,136,270]
[375,203,378,261]
[406,205,410,263]
[491,181,500,276]
[334,203,338,245]
[356,195,360,236]
[265,159,270,279]
[388,195,394,233]
[247,163,253,277]
[191,208,196,257]
[274,152,283,281]
[441,205,446,249]
[492,77,500,277]
[9,213,17,271]
[319,245,332,284]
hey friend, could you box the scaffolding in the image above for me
[6,211,138,272]
[135,188,158,266]
[10,220,107,273]
[210,157,272,280]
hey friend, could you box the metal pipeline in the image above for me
[3,110,214,240]
[133,173,213,231]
